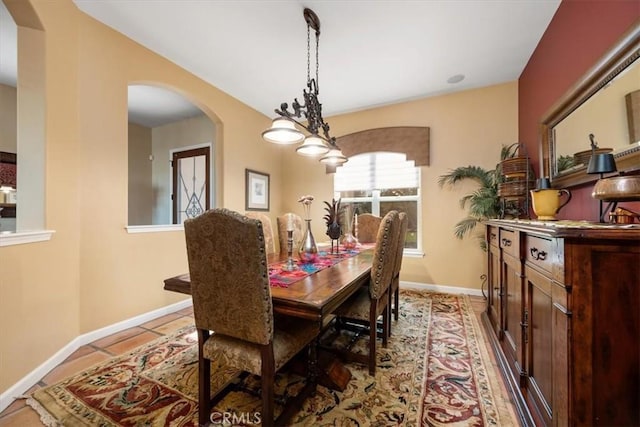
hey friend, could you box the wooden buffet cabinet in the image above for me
[483,220,640,427]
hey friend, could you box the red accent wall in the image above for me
[519,0,640,221]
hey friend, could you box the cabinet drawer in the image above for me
[499,228,519,258]
[525,234,553,274]
[488,226,499,248]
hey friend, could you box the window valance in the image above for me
[327,126,430,173]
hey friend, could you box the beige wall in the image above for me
[0,0,282,393]
[0,0,516,396]
[128,123,153,225]
[282,81,518,289]
[0,83,16,153]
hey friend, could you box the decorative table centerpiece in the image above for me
[341,205,358,249]
[297,195,318,263]
[323,198,343,253]
[283,213,298,271]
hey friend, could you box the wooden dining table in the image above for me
[163,246,375,390]
[164,247,373,322]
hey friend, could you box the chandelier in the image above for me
[262,8,347,166]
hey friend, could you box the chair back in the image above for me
[356,213,382,243]
[184,208,273,345]
[369,210,400,299]
[276,213,303,253]
[244,212,276,254]
[393,212,409,277]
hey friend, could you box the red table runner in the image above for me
[269,244,370,288]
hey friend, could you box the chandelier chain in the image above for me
[307,24,311,84]
[315,31,320,91]
[262,8,348,165]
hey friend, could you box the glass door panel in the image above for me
[172,147,210,224]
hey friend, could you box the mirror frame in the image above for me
[541,22,640,189]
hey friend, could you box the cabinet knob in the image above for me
[501,238,512,247]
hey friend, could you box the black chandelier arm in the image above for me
[275,108,304,125]
[321,122,332,142]
[273,109,315,136]
[272,108,339,148]
[277,98,305,120]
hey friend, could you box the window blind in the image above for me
[334,152,419,192]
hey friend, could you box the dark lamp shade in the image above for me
[587,153,617,174]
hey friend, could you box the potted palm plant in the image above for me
[438,144,522,249]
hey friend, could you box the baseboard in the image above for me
[0,298,192,413]
[400,280,484,297]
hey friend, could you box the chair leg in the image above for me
[261,345,275,427]
[308,339,318,388]
[368,320,377,376]
[368,302,378,376]
[382,305,389,348]
[197,329,211,427]
[394,287,400,320]
[388,291,394,336]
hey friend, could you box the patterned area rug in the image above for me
[27,290,517,426]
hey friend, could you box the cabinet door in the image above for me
[488,243,502,336]
[501,252,525,385]
[569,242,640,426]
[524,265,553,426]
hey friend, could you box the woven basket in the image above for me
[498,180,535,197]
[500,157,529,178]
[573,148,612,166]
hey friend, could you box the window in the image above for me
[334,152,421,252]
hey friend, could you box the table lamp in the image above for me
[587,153,617,222]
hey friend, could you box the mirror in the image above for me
[541,23,640,188]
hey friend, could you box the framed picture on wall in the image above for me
[245,169,270,211]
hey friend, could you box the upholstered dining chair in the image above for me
[389,212,408,332]
[355,213,382,243]
[244,211,276,255]
[332,210,400,375]
[184,208,319,426]
[276,212,303,254]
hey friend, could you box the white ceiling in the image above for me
[1,0,561,128]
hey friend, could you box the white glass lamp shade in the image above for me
[296,135,330,156]
[320,148,348,165]
[262,118,305,144]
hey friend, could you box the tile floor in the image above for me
[0,296,518,426]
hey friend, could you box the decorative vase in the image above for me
[340,206,357,249]
[298,219,318,263]
[341,232,357,249]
